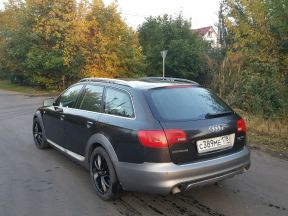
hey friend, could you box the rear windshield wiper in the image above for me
[205,111,233,119]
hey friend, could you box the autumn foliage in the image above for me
[209,0,288,116]
[0,0,143,89]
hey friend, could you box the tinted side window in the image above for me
[104,88,134,118]
[79,85,104,112]
[56,85,83,108]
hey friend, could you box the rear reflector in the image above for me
[237,118,247,132]
[138,129,187,148]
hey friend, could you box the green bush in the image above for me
[234,63,287,117]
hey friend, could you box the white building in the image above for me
[193,26,219,48]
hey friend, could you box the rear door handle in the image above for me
[60,114,65,121]
[86,121,94,128]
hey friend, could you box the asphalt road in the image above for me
[0,89,287,216]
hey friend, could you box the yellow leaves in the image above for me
[76,0,142,78]
[82,63,117,79]
[225,0,280,64]
[29,0,82,67]
[92,0,105,8]
[1,0,142,86]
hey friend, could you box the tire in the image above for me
[33,118,50,149]
[89,147,121,200]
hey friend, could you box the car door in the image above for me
[62,84,104,157]
[43,84,84,146]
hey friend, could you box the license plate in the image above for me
[196,134,235,154]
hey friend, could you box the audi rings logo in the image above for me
[208,124,227,132]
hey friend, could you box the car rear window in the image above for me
[147,86,232,121]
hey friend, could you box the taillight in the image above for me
[237,118,247,132]
[138,129,187,148]
[138,130,168,148]
[164,129,187,145]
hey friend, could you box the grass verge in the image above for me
[235,108,288,154]
[0,80,57,96]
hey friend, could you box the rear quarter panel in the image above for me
[98,89,170,163]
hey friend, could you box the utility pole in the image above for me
[160,50,168,78]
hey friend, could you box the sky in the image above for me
[0,0,221,29]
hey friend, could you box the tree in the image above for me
[225,0,279,64]
[217,1,228,48]
[268,0,288,80]
[138,14,210,83]
[221,0,288,115]
[80,0,143,78]
[0,0,144,89]
[0,0,80,88]
[26,0,81,88]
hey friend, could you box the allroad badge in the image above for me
[208,124,227,132]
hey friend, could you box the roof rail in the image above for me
[140,77,199,85]
[79,78,131,87]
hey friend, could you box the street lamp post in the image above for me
[160,50,168,78]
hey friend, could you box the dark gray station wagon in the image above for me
[33,77,251,200]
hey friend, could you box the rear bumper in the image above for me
[116,147,251,194]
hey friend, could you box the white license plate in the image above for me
[196,134,235,154]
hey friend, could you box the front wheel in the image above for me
[90,147,121,200]
[33,118,50,149]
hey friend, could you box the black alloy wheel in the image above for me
[92,153,110,193]
[33,119,49,149]
[90,147,121,200]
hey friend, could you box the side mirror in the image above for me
[43,98,55,107]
